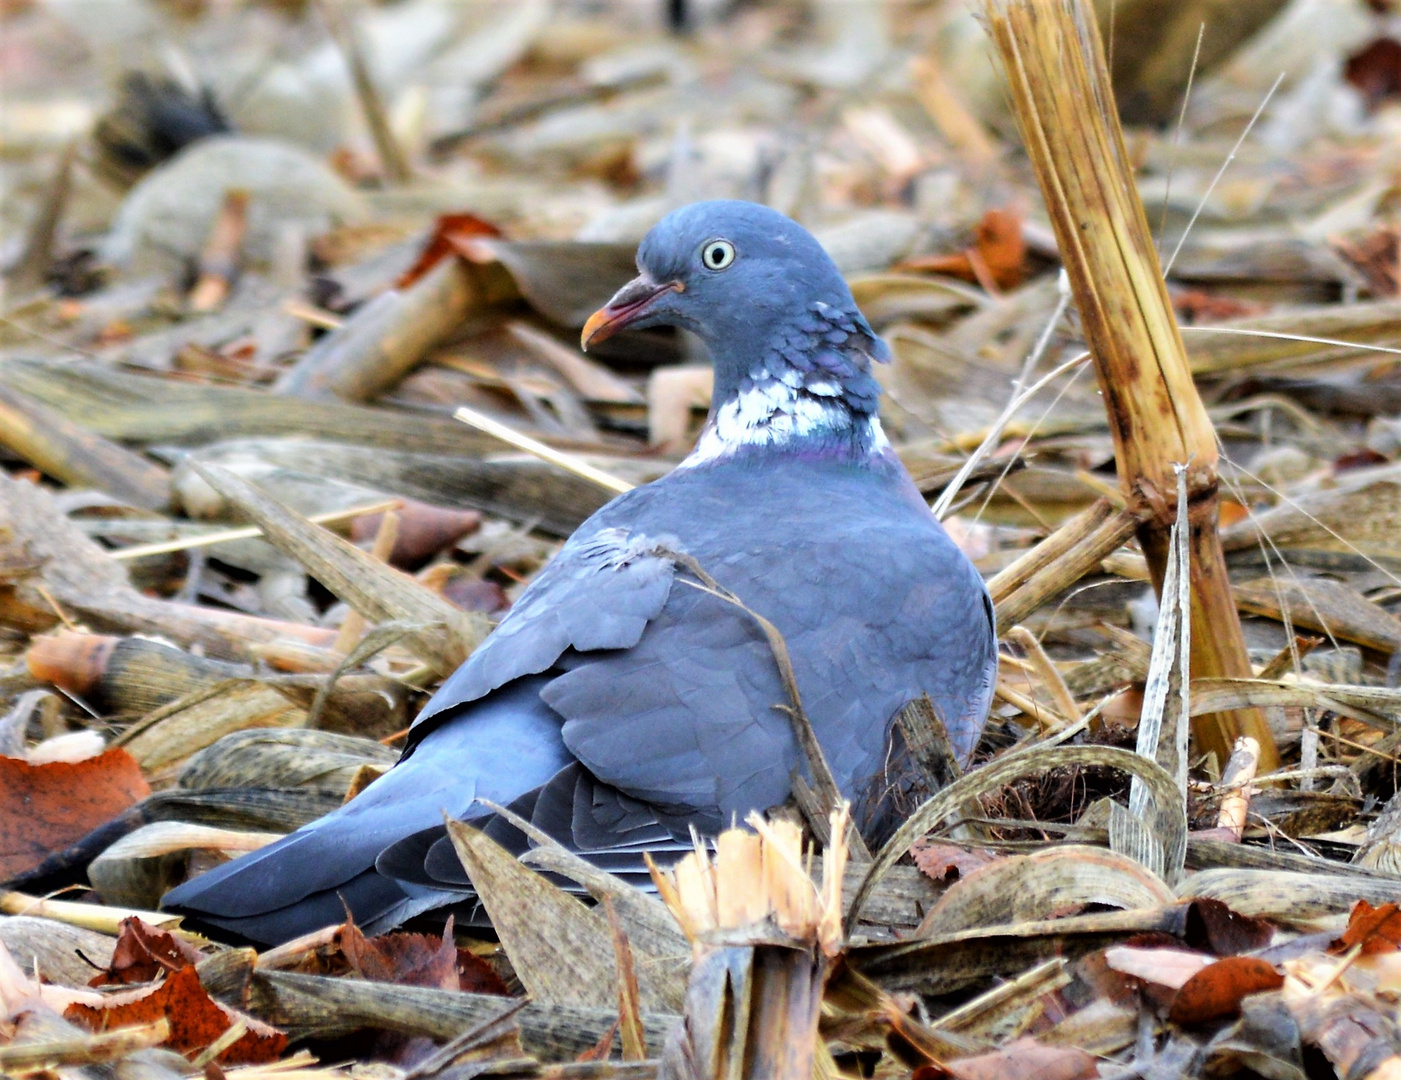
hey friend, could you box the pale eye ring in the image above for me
[700,239,736,271]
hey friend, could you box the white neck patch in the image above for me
[675,379,889,469]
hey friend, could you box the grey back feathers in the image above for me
[160,202,997,945]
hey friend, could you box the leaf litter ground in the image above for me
[4,0,1401,1076]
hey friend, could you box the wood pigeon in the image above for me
[161,200,997,944]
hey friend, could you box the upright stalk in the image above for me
[977,0,1279,772]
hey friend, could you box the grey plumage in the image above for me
[162,201,996,944]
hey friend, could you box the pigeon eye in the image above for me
[700,239,736,271]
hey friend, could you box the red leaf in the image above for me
[1168,957,1284,1026]
[66,965,286,1065]
[0,748,149,879]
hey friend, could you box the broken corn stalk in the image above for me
[649,806,849,1080]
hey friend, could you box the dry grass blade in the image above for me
[978,0,1278,772]
[846,742,1188,932]
[1186,677,1397,730]
[852,907,1180,996]
[109,499,400,561]
[916,845,1174,937]
[0,1019,170,1073]
[481,799,688,962]
[603,900,647,1061]
[992,505,1140,628]
[189,462,487,673]
[277,258,489,402]
[987,499,1115,602]
[245,969,674,1058]
[310,0,411,184]
[0,383,171,511]
[455,406,635,496]
[1178,869,1401,923]
[1004,627,1081,726]
[931,957,1068,1037]
[0,890,180,934]
[444,818,641,1011]
[1130,463,1191,818]
[1183,312,1401,374]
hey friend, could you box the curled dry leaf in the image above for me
[90,916,205,986]
[1168,957,1285,1026]
[65,964,287,1065]
[916,845,1174,936]
[0,747,150,880]
[396,213,504,289]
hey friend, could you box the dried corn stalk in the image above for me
[649,808,849,1080]
[978,0,1279,771]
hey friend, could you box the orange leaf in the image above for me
[1168,956,1284,1026]
[66,965,286,1065]
[91,917,204,987]
[0,748,149,879]
[971,208,1027,290]
[1334,900,1401,955]
[396,213,503,288]
[1216,501,1250,529]
[899,208,1027,292]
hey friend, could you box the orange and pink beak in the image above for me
[580,275,684,351]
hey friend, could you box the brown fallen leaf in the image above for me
[0,748,150,880]
[1332,899,1401,955]
[90,917,204,987]
[1334,224,1400,298]
[909,840,1000,884]
[1171,289,1266,324]
[337,915,509,995]
[1344,36,1401,111]
[1168,957,1284,1026]
[914,1036,1098,1079]
[1183,897,1274,957]
[350,499,481,571]
[66,964,286,1065]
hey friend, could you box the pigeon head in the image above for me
[582,200,893,465]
